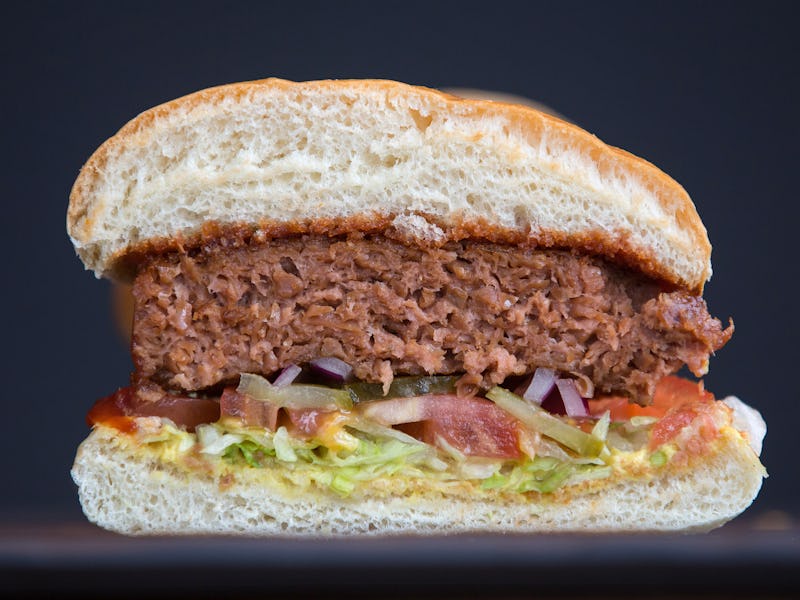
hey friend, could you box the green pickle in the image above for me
[485,386,606,458]
[345,375,459,403]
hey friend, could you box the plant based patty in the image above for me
[131,233,731,404]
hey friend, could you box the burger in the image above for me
[68,79,766,535]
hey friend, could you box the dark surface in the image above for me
[2,519,799,598]
[1,2,798,594]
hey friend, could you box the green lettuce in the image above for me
[222,439,275,468]
[480,456,612,493]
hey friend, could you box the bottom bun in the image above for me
[72,424,765,536]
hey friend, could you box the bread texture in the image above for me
[72,422,764,536]
[67,79,711,292]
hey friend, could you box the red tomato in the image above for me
[284,408,334,438]
[652,376,714,406]
[364,394,521,459]
[421,396,522,459]
[649,398,720,451]
[586,376,720,453]
[648,406,698,449]
[86,390,137,433]
[87,386,220,432]
[588,376,713,422]
[220,387,279,431]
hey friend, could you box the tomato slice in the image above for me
[284,407,333,438]
[86,390,138,433]
[588,376,713,421]
[87,386,220,432]
[649,397,720,451]
[587,376,720,454]
[220,387,279,431]
[648,405,698,450]
[363,394,521,459]
[419,396,522,459]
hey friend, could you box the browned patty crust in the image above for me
[131,234,731,404]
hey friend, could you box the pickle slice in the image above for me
[486,386,606,458]
[345,375,458,402]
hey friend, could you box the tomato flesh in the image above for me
[372,395,522,459]
[588,376,713,421]
[588,376,721,454]
[649,399,720,451]
[220,387,279,431]
[284,408,335,438]
[87,386,220,432]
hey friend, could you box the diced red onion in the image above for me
[523,368,557,404]
[272,364,302,388]
[308,357,353,382]
[540,390,564,415]
[555,379,589,417]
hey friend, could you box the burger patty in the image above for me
[131,233,732,404]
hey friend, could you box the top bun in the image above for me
[67,78,711,292]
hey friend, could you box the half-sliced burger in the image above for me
[68,79,766,535]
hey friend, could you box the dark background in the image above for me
[2,1,798,524]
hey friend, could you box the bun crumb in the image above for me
[390,213,446,244]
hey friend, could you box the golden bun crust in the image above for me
[71,422,764,536]
[68,79,711,292]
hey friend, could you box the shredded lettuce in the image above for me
[479,457,613,494]
[196,424,246,455]
[480,472,509,490]
[630,416,659,427]
[200,422,437,495]
[144,414,615,496]
[134,421,194,461]
[606,418,654,452]
[322,437,429,470]
[130,376,641,498]
[591,410,611,441]
[137,417,619,497]
[329,473,356,496]
[517,463,574,493]
[273,426,298,462]
[649,450,668,467]
[569,464,614,483]
[222,439,275,468]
